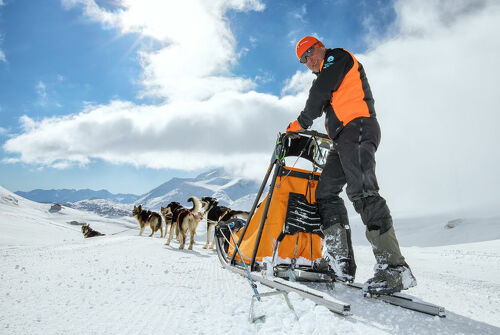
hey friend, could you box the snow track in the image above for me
[2,232,499,334]
[1,188,499,334]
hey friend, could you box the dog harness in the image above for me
[218,210,231,222]
[176,209,196,226]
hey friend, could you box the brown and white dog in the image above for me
[132,205,163,237]
[165,196,204,250]
[81,224,105,238]
[201,196,249,249]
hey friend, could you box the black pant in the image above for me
[316,117,393,233]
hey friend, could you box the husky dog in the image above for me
[166,196,204,250]
[132,205,163,237]
[81,224,105,238]
[161,201,182,242]
[201,196,249,249]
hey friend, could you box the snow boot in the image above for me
[363,263,417,295]
[319,224,356,282]
[312,258,336,280]
[364,226,417,294]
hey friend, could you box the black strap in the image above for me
[283,192,322,236]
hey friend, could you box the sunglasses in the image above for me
[300,42,319,64]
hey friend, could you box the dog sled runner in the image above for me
[215,130,446,317]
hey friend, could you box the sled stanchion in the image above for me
[250,164,282,271]
[247,162,274,223]
[229,136,283,266]
[229,160,275,265]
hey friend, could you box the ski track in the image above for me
[1,216,500,334]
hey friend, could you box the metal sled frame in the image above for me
[227,130,330,272]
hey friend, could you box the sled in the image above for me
[216,130,332,281]
[214,130,446,317]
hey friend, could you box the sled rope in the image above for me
[220,228,252,262]
[48,221,81,232]
[110,226,139,235]
[276,150,305,188]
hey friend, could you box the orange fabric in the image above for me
[286,120,302,133]
[329,50,370,124]
[296,36,324,60]
[228,167,323,264]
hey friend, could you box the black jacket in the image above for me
[297,48,376,139]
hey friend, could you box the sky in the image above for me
[0,0,499,216]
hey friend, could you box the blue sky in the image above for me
[0,0,395,193]
[1,0,499,215]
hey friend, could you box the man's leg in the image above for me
[336,117,416,293]
[315,148,356,281]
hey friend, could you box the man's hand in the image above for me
[286,120,303,133]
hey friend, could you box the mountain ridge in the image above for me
[14,168,260,214]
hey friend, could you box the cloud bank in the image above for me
[358,0,500,214]
[4,0,500,214]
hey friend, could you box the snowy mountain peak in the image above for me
[0,185,21,206]
[136,168,259,210]
[194,167,227,179]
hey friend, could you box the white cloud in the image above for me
[62,0,264,101]
[34,79,62,108]
[4,0,500,215]
[281,70,315,96]
[0,28,5,63]
[357,0,500,214]
[290,4,307,24]
[0,1,5,62]
[35,81,48,106]
[4,95,296,178]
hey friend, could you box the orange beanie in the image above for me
[296,36,324,60]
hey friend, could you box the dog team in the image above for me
[132,196,249,250]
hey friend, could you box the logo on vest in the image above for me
[323,55,335,69]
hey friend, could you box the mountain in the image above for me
[13,168,261,216]
[63,199,132,217]
[15,188,139,204]
[136,168,261,210]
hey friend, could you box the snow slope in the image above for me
[1,185,499,334]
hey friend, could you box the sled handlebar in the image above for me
[281,130,331,141]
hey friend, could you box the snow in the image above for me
[185,176,241,192]
[1,185,499,334]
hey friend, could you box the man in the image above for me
[287,36,416,294]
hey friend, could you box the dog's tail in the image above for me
[187,196,202,214]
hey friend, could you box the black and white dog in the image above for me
[161,201,182,242]
[201,196,249,249]
[81,224,105,238]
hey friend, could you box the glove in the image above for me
[286,120,303,133]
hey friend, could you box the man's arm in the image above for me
[297,49,354,129]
